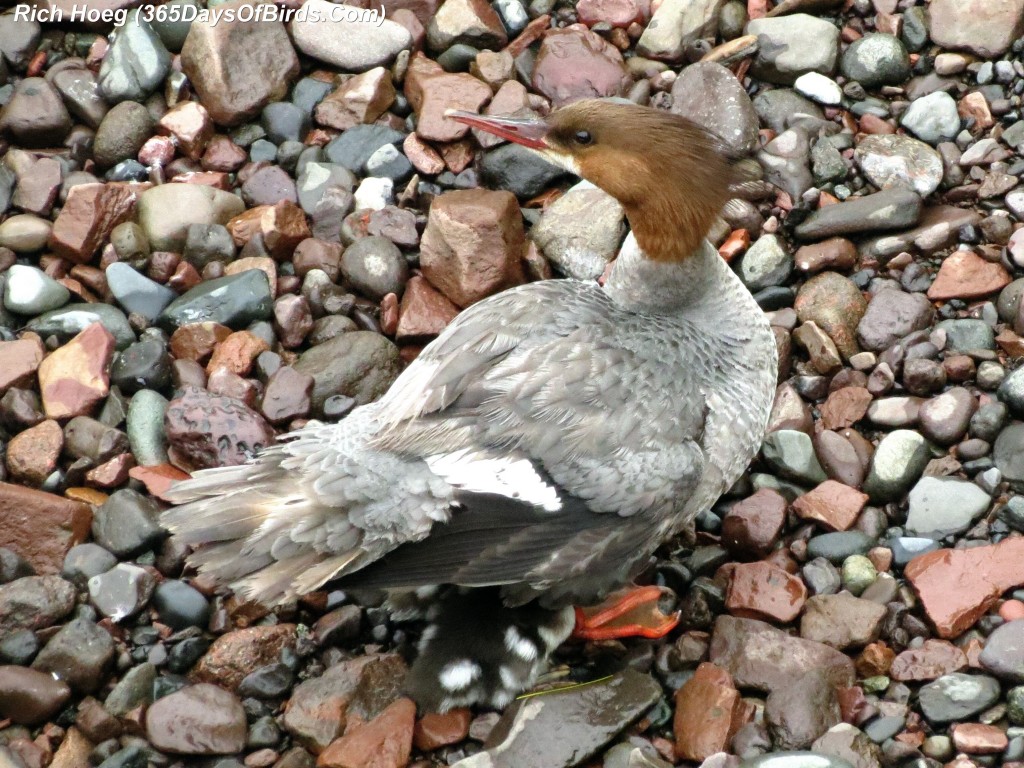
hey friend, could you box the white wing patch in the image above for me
[426,449,563,512]
[440,660,482,690]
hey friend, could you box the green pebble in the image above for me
[841,554,878,596]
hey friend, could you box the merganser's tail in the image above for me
[161,401,455,604]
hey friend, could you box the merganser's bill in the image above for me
[163,99,779,712]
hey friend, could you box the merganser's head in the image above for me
[447,99,737,262]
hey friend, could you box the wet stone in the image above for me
[192,624,296,691]
[88,563,155,622]
[159,269,273,331]
[145,683,247,755]
[91,488,165,558]
[0,574,76,636]
[98,11,171,103]
[800,593,886,650]
[918,673,1001,724]
[795,188,922,241]
[32,617,115,694]
[0,666,71,726]
[765,669,842,750]
[460,670,660,768]
[890,639,968,682]
[905,476,990,537]
[164,386,275,470]
[978,620,1024,683]
[709,616,855,693]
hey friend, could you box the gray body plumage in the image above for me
[163,232,778,710]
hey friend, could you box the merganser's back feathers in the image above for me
[163,99,779,712]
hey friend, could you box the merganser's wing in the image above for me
[333,278,710,596]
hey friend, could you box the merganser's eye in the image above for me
[574,130,593,145]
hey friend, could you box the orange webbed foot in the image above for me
[571,585,680,641]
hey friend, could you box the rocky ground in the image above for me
[2,0,1024,766]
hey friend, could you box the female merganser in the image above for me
[163,99,779,712]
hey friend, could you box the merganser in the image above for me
[163,99,779,712]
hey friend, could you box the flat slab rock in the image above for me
[906,536,1024,637]
[708,615,856,693]
[0,482,92,574]
[451,669,661,768]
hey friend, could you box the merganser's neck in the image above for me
[605,233,732,314]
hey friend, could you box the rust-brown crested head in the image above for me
[448,99,737,262]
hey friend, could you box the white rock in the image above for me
[354,177,394,211]
[290,0,411,72]
[794,72,843,105]
[3,264,70,315]
[530,181,625,280]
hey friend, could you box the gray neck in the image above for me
[604,233,736,315]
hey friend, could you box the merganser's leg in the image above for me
[572,585,680,641]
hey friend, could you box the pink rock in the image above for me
[139,135,177,167]
[906,536,1024,638]
[927,250,1010,301]
[157,101,214,160]
[396,275,460,340]
[411,72,492,143]
[48,182,142,264]
[791,480,868,532]
[532,25,632,107]
[577,0,648,27]
[673,663,746,761]
[419,189,526,307]
[724,561,807,623]
[0,336,45,393]
[38,323,114,419]
[315,68,396,131]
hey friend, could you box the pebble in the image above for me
[978,620,1024,683]
[802,190,923,243]
[0,213,52,253]
[900,91,962,144]
[840,34,910,88]
[180,0,299,126]
[88,563,154,621]
[800,593,886,650]
[738,234,793,291]
[453,670,660,768]
[927,0,1024,58]
[290,0,411,72]
[794,73,843,106]
[3,264,69,315]
[746,14,840,85]
[0,665,71,726]
[91,488,165,558]
[531,182,625,280]
[672,61,760,153]
[709,616,855,693]
[854,134,944,198]
[106,262,177,322]
[905,476,990,537]
[890,639,968,682]
[38,322,115,419]
[765,669,841,750]
[907,537,1024,637]
[918,673,1001,724]
[98,11,171,103]
[31,617,114,694]
[146,683,247,755]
